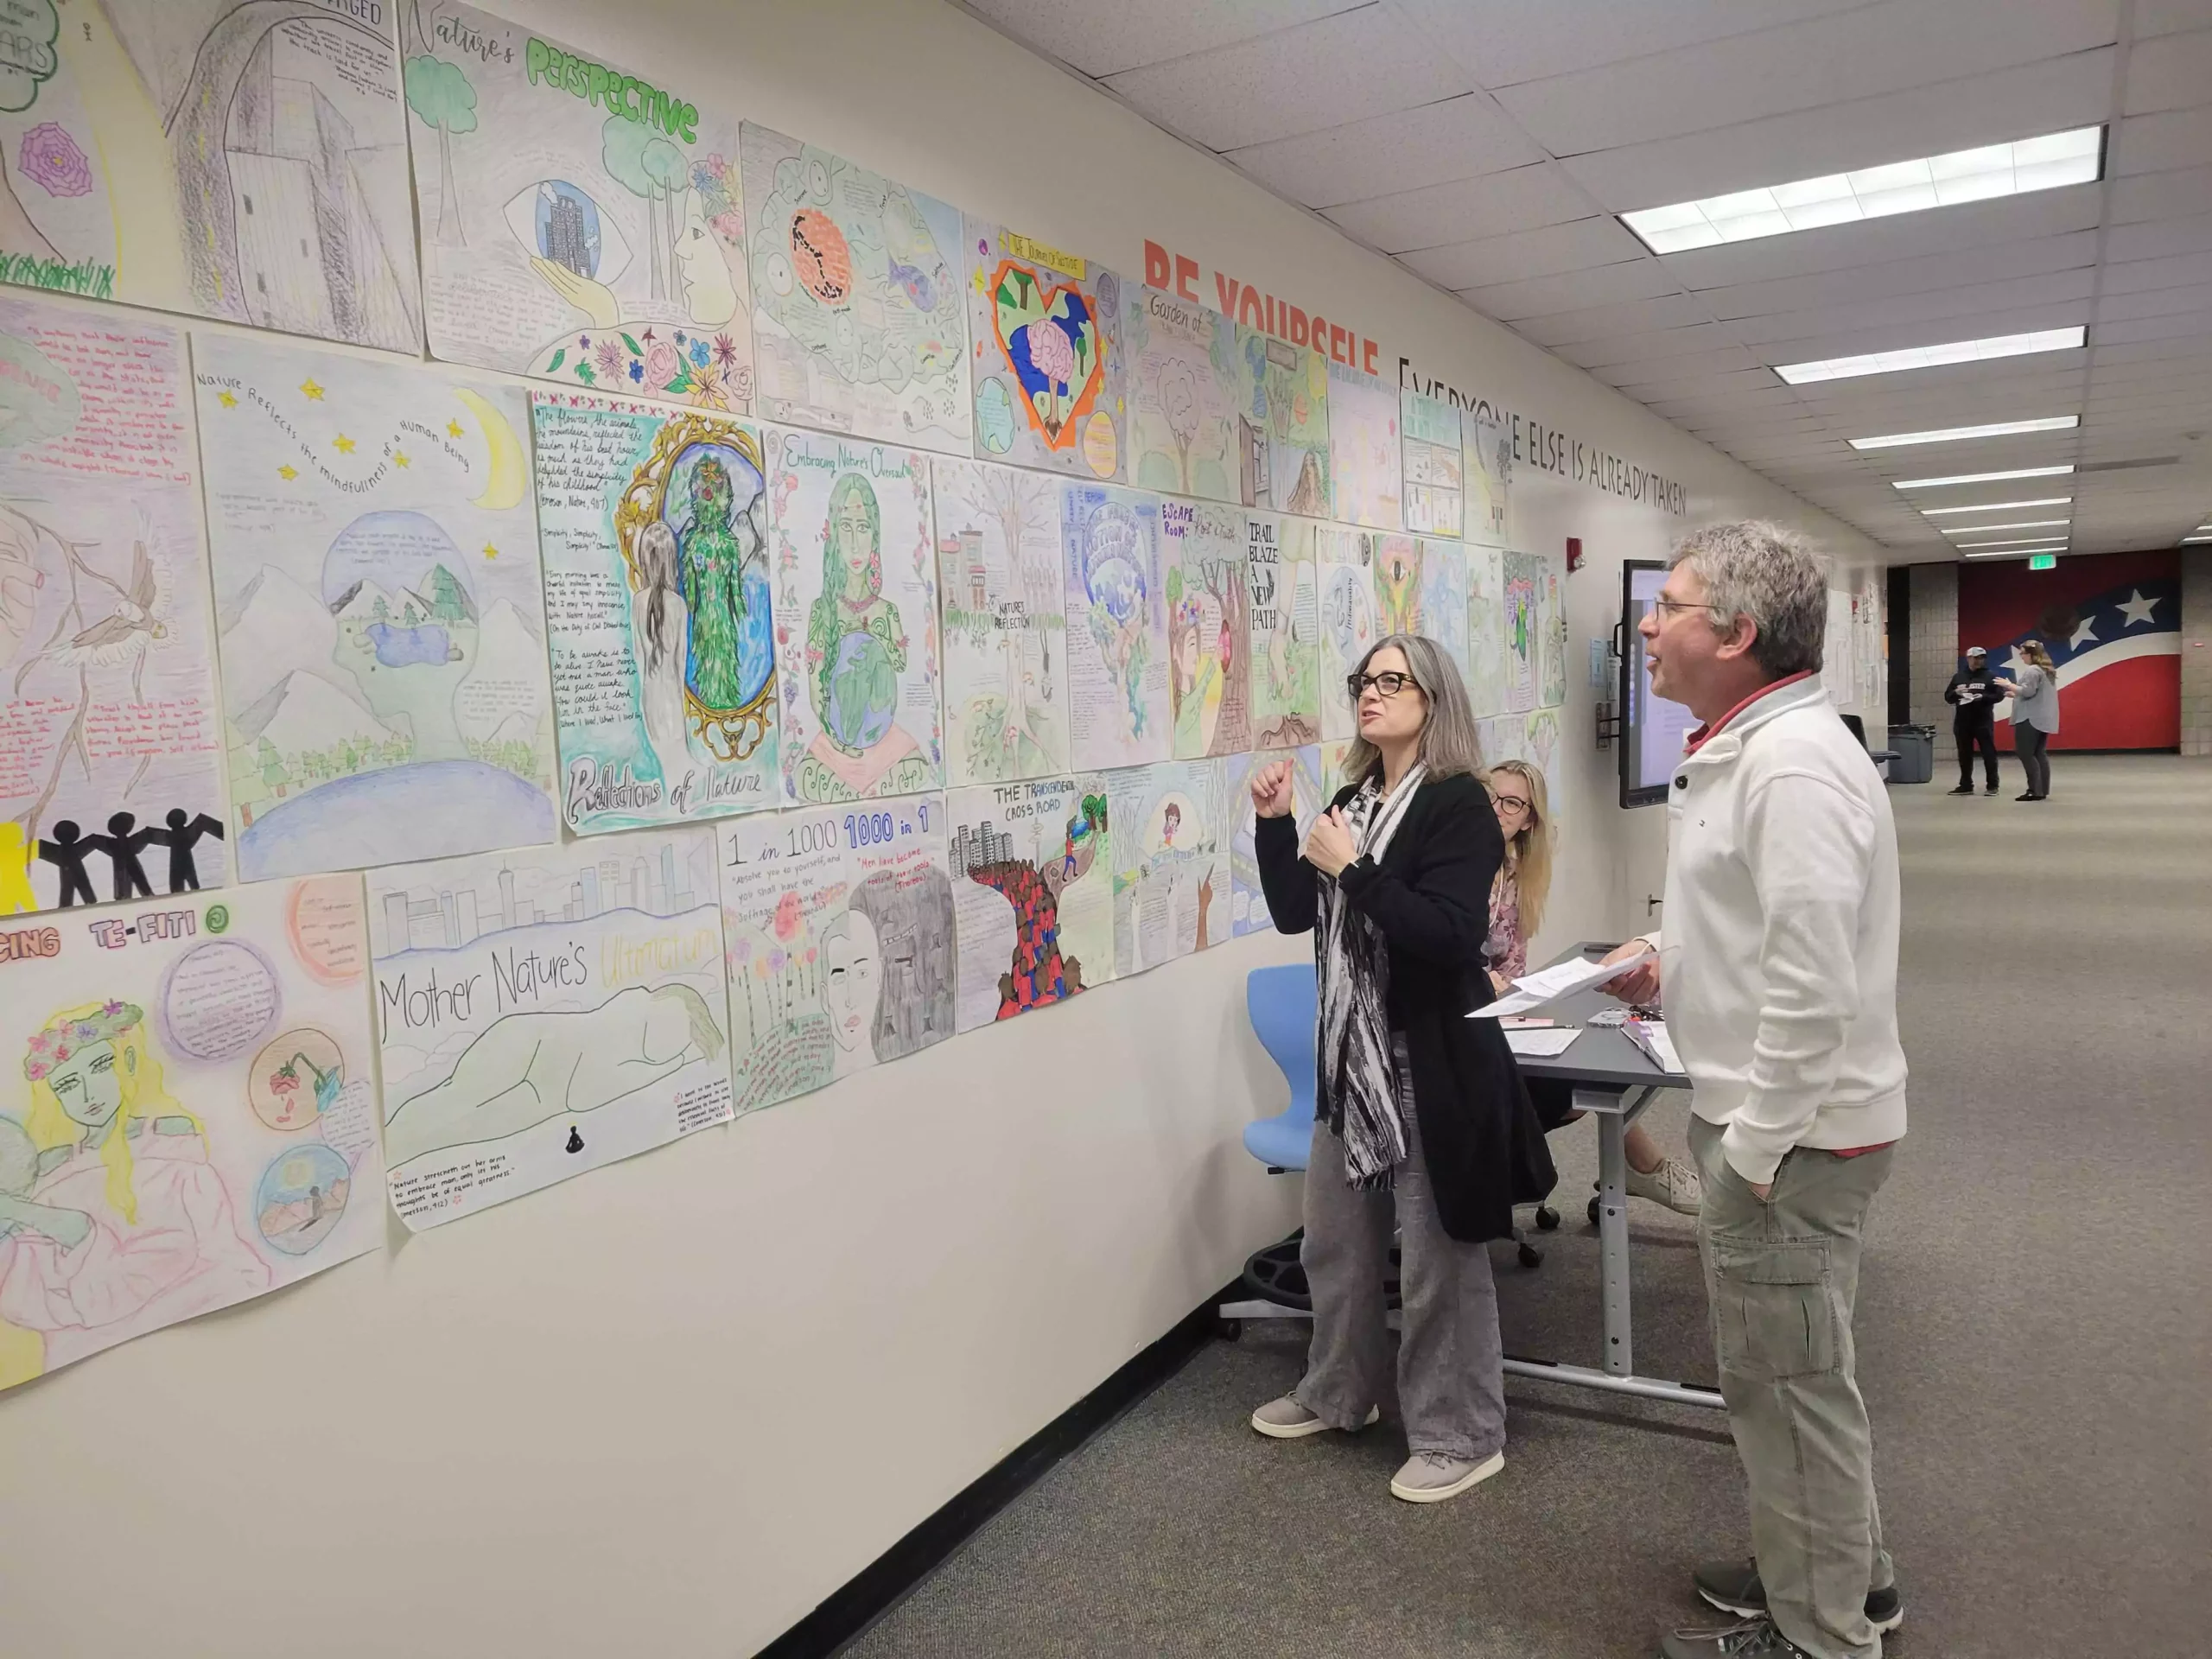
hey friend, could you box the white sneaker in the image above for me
[1625,1155,1702,1216]
[1249,1396,1380,1439]
[1389,1449,1504,1503]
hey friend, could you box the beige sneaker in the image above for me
[1626,1155,1702,1215]
[1249,1396,1380,1439]
[1389,1449,1504,1503]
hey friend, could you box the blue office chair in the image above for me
[1243,962,1317,1172]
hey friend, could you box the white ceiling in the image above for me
[959,0,2212,561]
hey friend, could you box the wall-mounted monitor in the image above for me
[1620,560,1699,809]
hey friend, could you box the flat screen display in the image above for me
[1621,561,1698,808]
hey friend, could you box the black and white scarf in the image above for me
[1315,765,1425,1188]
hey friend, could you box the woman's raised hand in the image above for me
[1249,759,1295,818]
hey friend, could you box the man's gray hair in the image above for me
[1668,520,1829,678]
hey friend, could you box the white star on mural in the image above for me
[2069,615,2099,649]
[2117,588,2159,627]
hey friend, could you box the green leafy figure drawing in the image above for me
[403,29,477,249]
[677,457,749,709]
[806,474,905,757]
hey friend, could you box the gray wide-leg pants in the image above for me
[1293,1041,1506,1462]
[1692,1116,1898,1659]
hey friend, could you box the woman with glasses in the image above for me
[1246,634,1554,1504]
[1488,760,1700,1215]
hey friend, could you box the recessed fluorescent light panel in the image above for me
[2184,535,2212,543]
[1963,548,2067,559]
[1893,465,2075,490]
[1955,538,2070,550]
[1774,327,2085,385]
[1940,519,2069,535]
[1918,497,2072,515]
[1850,416,2078,450]
[1623,127,2103,253]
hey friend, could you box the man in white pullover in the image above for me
[1605,523,1908,1659]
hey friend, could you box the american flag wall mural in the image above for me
[1958,550,2181,752]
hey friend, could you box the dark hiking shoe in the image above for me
[1694,1557,1903,1632]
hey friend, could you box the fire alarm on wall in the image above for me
[1566,537,1584,574]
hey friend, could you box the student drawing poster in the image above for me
[533,395,778,833]
[0,297,227,915]
[1384,537,1471,684]
[766,430,943,804]
[1402,389,1464,537]
[1503,550,1541,714]
[1244,512,1319,750]
[368,830,732,1230]
[1234,326,1329,517]
[1326,360,1402,531]
[1538,550,1569,709]
[0,874,384,1393]
[1123,287,1239,505]
[1229,745,1322,938]
[1108,760,1226,976]
[842,793,957,1065]
[933,457,1070,786]
[946,774,1111,1030]
[1316,526,1376,741]
[1465,543,1510,717]
[1062,483,1170,771]
[0,2,417,352]
[196,336,558,881]
[404,2,752,412]
[1161,499,1250,760]
[1465,407,1511,547]
[742,124,969,454]
[964,221,1123,480]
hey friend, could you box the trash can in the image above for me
[1886,724,1935,785]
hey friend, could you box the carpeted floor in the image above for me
[842,755,2212,1659]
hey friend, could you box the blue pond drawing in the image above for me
[365,621,454,667]
[238,760,556,880]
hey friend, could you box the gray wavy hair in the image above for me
[1339,632,1484,786]
[1669,520,1828,678]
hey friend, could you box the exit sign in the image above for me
[2028,553,2057,569]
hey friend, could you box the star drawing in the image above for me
[447,419,464,437]
[277,464,297,480]
[217,391,237,408]
[333,435,356,454]
[482,543,499,560]
[394,451,411,468]
[300,378,325,400]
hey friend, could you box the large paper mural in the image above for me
[1402,388,1463,537]
[404,1,751,411]
[533,395,778,833]
[933,457,1068,785]
[1162,499,1249,760]
[767,430,941,804]
[1061,483,1169,771]
[196,335,557,880]
[742,124,969,454]
[947,773,1111,1030]
[369,830,731,1230]
[1465,405,1511,547]
[0,874,383,1391]
[1503,550,1541,714]
[1108,759,1226,976]
[0,297,227,915]
[1123,287,1238,505]
[1243,512,1319,750]
[1235,326,1328,517]
[1465,542,1509,717]
[719,794,955,1112]
[1375,536,1470,684]
[1316,526,1376,742]
[0,1,417,351]
[1228,745,1322,937]
[965,221,1122,480]
[1326,360,1401,531]
[1538,549,1568,709]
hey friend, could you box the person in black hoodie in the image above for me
[1245,632,1554,1505]
[1944,645,2000,795]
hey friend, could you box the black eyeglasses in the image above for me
[1491,793,1532,812]
[1346,670,1419,699]
[1649,596,1723,620]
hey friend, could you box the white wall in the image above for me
[0,3,1885,1655]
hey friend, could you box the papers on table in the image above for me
[1468,944,1654,1019]
[1504,1027,1581,1058]
[1624,1018,1684,1076]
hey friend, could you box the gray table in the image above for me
[1501,944,1724,1412]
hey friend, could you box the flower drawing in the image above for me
[644,340,682,390]
[19,124,92,198]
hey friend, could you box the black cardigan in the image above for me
[1256,770,1556,1243]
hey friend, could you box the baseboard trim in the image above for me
[754,1281,1238,1658]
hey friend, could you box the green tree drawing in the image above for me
[404,40,477,248]
[603,116,685,302]
[424,565,470,624]
[257,737,289,798]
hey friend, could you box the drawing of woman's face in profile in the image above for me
[822,908,881,1053]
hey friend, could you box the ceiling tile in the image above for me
[2093,308,2212,345]
[2112,109,2212,177]
[1454,258,1681,321]
[1399,215,1644,289]
[1490,0,2117,156]
[1555,324,1751,369]
[1103,8,1469,150]
[1509,292,1719,346]
[2108,164,2212,225]
[1223,94,1546,209]
[2099,248,2212,293]
[2095,281,2212,321]
[2104,210,2212,262]
[1697,232,2101,322]
[2122,26,2212,116]
[1558,51,2118,212]
[1392,0,1871,90]
[1747,300,2094,368]
[1324,161,1593,252]
[1601,365,1778,400]
[2135,1,2212,40]
[1726,269,2098,346]
[962,0,1367,78]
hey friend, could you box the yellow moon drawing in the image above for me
[456,388,526,512]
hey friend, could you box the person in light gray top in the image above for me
[1995,639,2060,801]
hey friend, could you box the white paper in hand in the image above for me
[1468,944,1655,1019]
